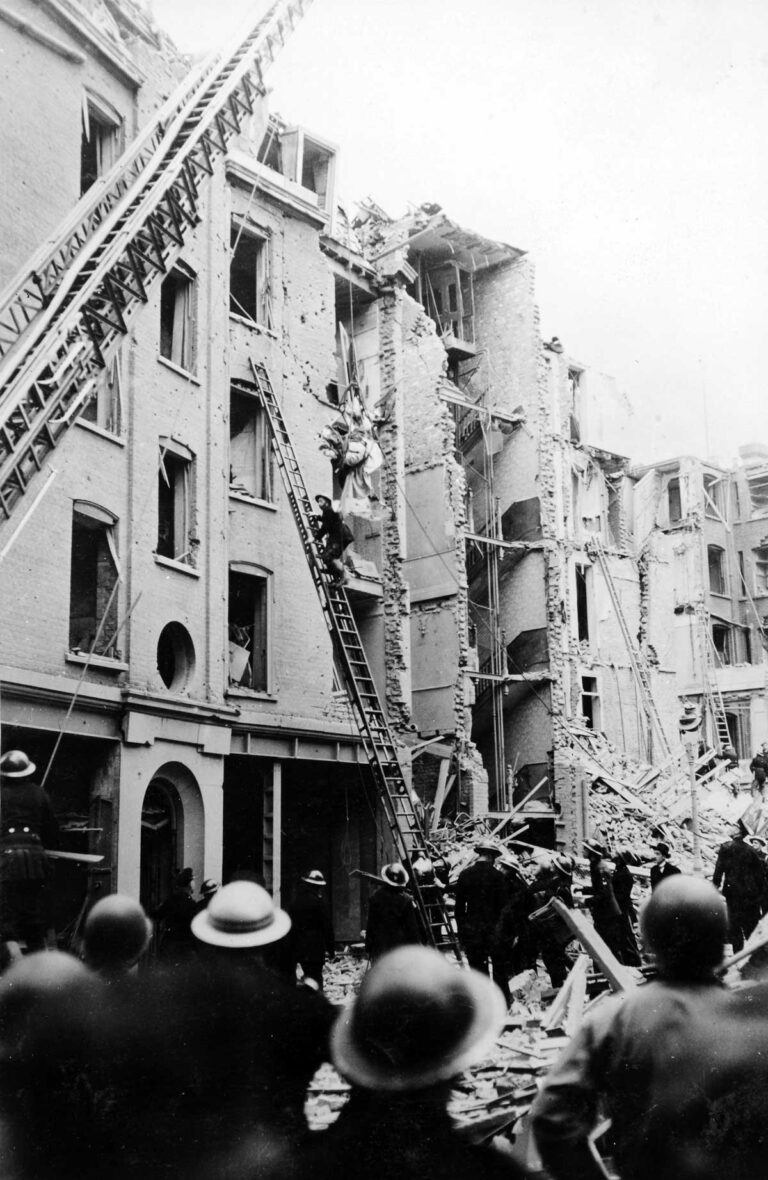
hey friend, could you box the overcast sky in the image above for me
[149,0,768,465]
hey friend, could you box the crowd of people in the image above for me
[5,745,768,1177]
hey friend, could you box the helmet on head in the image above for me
[200,879,220,898]
[191,881,291,949]
[381,863,409,888]
[83,894,152,974]
[640,875,728,978]
[0,750,36,779]
[475,840,502,859]
[331,946,506,1091]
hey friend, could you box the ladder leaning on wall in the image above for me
[249,359,461,956]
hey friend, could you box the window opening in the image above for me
[753,544,768,595]
[708,545,727,596]
[748,472,768,519]
[712,623,732,666]
[229,387,273,501]
[157,622,195,691]
[228,570,269,692]
[157,448,193,564]
[703,474,723,520]
[80,351,122,434]
[300,139,332,209]
[80,95,121,195]
[575,565,590,642]
[69,507,119,655]
[580,676,600,730]
[230,225,270,326]
[667,477,682,524]
[160,267,195,371]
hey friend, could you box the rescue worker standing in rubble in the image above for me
[749,742,768,797]
[584,842,625,963]
[713,819,764,952]
[365,864,423,961]
[611,849,642,967]
[286,869,335,990]
[0,750,59,951]
[531,875,768,1180]
[455,840,510,1004]
[527,853,575,989]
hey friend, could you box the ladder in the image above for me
[587,539,673,761]
[701,612,731,752]
[249,359,460,955]
[0,0,314,522]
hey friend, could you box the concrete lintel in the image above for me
[122,710,232,753]
[226,154,328,228]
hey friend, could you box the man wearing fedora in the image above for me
[650,841,681,891]
[298,946,527,1179]
[713,820,764,952]
[365,863,423,961]
[286,869,335,989]
[455,840,510,1004]
[0,749,59,951]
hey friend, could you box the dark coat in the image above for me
[750,752,768,782]
[713,838,765,903]
[650,860,681,891]
[288,883,334,964]
[298,1088,527,1180]
[365,885,422,960]
[455,860,508,950]
[496,871,535,973]
[154,889,197,960]
[0,777,59,945]
[531,977,768,1180]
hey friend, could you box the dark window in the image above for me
[668,477,682,523]
[157,449,193,564]
[575,565,590,642]
[157,622,195,690]
[160,267,195,371]
[228,570,269,692]
[80,100,121,195]
[580,676,600,730]
[754,545,768,595]
[69,508,119,655]
[80,352,122,434]
[230,226,269,324]
[229,388,273,501]
[708,545,727,595]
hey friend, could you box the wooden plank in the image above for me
[550,899,637,992]
[565,954,590,1037]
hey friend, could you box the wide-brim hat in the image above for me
[583,840,607,859]
[747,835,767,850]
[0,750,36,779]
[191,881,291,948]
[653,841,672,858]
[301,870,327,887]
[381,863,409,888]
[331,946,506,1091]
[475,840,502,858]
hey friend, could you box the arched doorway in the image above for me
[140,779,180,917]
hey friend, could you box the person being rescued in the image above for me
[0,750,59,952]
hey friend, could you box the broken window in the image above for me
[229,224,270,325]
[157,442,194,564]
[160,264,196,372]
[712,623,732,666]
[423,263,475,347]
[69,504,119,655]
[80,351,122,435]
[703,474,723,520]
[228,568,269,692]
[708,545,727,595]
[257,120,283,172]
[229,386,273,501]
[300,137,334,211]
[667,477,682,524]
[575,565,590,642]
[580,676,600,730]
[80,93,122,196]
[753,545,768,594]
[747,471,768,519]
[606,479,621,546]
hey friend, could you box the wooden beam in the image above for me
[551,899,637,992]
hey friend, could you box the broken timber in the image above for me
[550,898,637,992]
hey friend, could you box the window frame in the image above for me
[156,439,196,567]
[159,262,197,374]
[68,501,121,658]
[707,544,727,596]
[227,563,272,694]
[80,90,123,196]
[229,221,271,328]
[229,383,274,504]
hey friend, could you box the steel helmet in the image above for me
[191,880,291,948]
[640,875,728,978]
[82,894,152,974]
[0,750,36,778]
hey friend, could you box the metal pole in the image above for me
[686,742,704,876]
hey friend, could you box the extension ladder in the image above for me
[587,538,673,760]
[249,359,460,955]
[701,613,731,753]
[0,0,314,522]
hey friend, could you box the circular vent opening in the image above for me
[157,622,195,691]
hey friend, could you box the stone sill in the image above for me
[66,652,128,672]
[74,419,126,446]
[153,554,200,578]
[156,355,200,384]
[226,687,278,703]
[228,313,278,340]
[229,490,278,511]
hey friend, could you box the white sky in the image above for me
[149,0,768,465]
